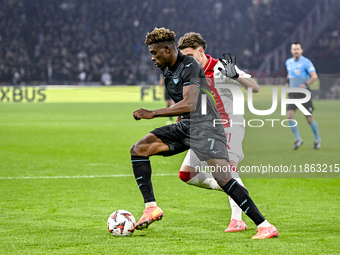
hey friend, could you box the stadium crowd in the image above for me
[309,21,340,74]
[1,0,337,85]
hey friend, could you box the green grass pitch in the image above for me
[0,86,339,254]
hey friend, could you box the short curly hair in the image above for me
[178,32,207,51]
[145,27,176,45]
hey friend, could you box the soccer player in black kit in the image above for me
[131,27,278,239]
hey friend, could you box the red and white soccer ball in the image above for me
[107,210,136,236]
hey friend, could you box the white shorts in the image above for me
[181,126,245,168]
[224,126,245,164]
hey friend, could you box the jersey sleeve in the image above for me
[305,59,316,74]
[182,61,205,87]
[235,65,251,78]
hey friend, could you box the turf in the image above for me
[0,86,339,254]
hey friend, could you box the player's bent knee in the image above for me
[287,111,295,119]
[130,144,138,155]
[306,116,314,124]
[215,178,229,188]
[211,172,232,187]
[130,142,146,156]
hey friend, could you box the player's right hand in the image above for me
[133,108,155,120]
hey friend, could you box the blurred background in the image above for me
[1,0,340,87]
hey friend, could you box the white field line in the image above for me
[84,163,116,166]
[0,173,178,180]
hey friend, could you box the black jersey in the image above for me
[163,52,222,128]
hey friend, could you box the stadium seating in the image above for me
[1,0,335,85]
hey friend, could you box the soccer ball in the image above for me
[107,210,136,236]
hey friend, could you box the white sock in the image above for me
[145,202,157,208]
[229,177,244,221]
[257,220,271,228]
[186,172,222,191]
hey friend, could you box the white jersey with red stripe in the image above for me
[181,54,250,166]
[204,54,250,128]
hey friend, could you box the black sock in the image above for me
[222,178,265,226]
[131,155,155,203]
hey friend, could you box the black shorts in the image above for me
[164,90,172,100]
[150,121,229,162]
[287,92,314,113]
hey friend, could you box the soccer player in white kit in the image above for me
[177,32,260,232]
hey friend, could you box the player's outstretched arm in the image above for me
[219,53,259,93]
[133,84,199,120]
[236,76,259,93]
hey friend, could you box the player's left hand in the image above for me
[218,53,239,79]
[133,108,155,120]
[299,83,307,89]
